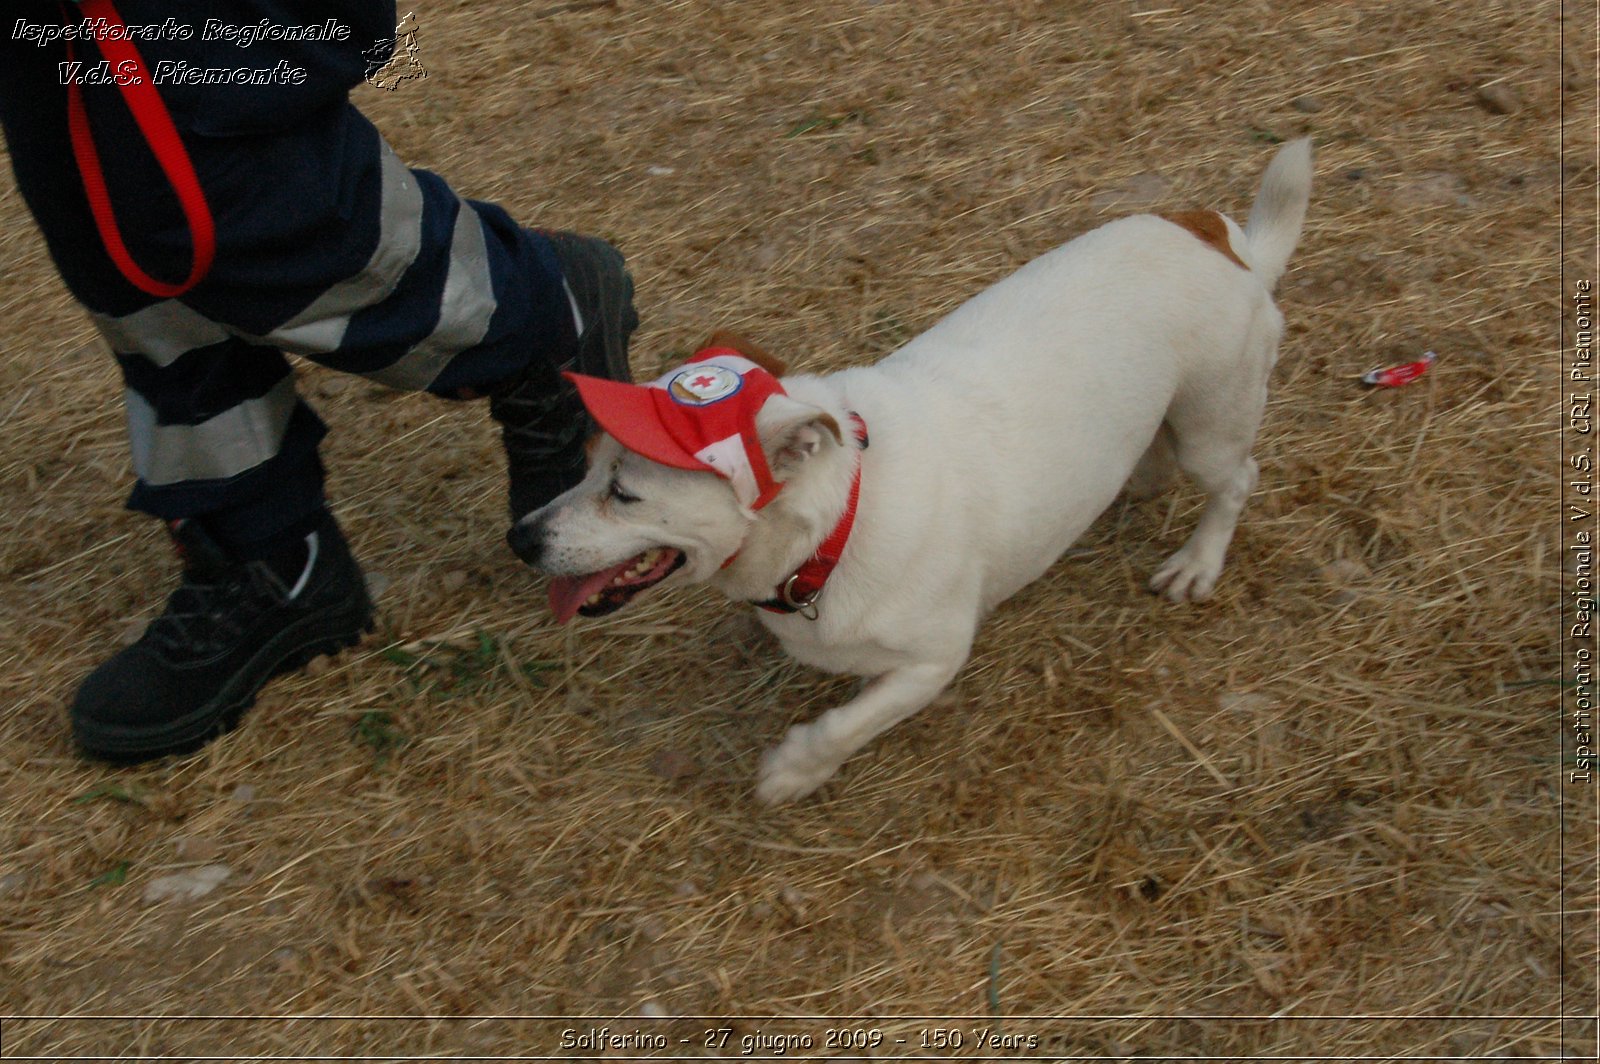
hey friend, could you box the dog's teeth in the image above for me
[584,592,602,606]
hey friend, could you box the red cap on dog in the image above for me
[564,347,786,511]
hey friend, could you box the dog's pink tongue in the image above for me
[547,559,636,625]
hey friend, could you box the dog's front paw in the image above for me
[1149,546,1223,603]
[756,724,842,805]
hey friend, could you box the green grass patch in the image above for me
[73,783,145,807]
[354,710,406,763]
[90,861,130,889]
[380,630,556,700]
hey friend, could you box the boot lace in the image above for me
[146,563,290,658]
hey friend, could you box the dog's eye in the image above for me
[608,480,641,504]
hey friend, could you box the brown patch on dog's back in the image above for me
[1159,210,1248,270]
[704,329,788,378]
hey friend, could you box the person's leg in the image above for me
[82,107,636,521]
[106,323,329,548]
[0,21,633,760]
[4,17,633,532]
[0,36,380,758]
[60,318,373,759]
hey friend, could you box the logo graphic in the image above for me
[364,11,426,91]
[667,365,742,406]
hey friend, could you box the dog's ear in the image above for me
[756,393,843,478]
[705,328,788,378]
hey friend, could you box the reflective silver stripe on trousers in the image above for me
[88,138,427,368]
[91,301,229,367]
[256,140,425,356]
[360,195,498,391]
[124,375,298,486]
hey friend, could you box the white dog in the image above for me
[510,138,1312,804]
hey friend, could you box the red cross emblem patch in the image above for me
[666,363,742,406]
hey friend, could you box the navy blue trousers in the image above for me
[0,1,577,550]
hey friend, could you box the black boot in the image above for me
[491,230,638,519]
[70,512,373,762]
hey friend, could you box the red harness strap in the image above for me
[61,0,216,298]
[756,413,869,619]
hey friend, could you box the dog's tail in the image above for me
[1243,137,1312,290]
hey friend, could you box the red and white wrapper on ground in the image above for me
[1360,351,1437,388]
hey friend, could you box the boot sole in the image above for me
[552,232,639,382]
[564,239,639,467]
[585,247,639,384]
[72,603,375,763]
[503,234,639,519]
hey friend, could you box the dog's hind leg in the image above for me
[756,658,963,804]
[1148,332,1274,602]
[1149,445,1258,602]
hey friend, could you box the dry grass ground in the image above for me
[0,0,1594,1059]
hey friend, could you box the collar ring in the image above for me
[778,573,821,620]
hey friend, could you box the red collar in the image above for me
[755,413,868,618]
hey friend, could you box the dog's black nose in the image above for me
[506,516,546,566]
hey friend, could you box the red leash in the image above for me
[61,0,215,297]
